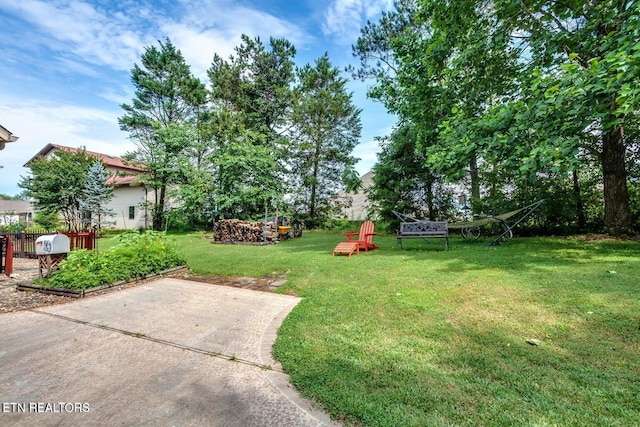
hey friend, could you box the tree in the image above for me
[33,209,62,230]
[355,0,640,234]
[495,0,640,234]
[349,0,419,112]
[369,124,454,225]
[208,35,296,141]
[206,35,296,219]
[119,38,207,230]
[80,161,115,232]
[290,53,362,228]
[350,0,460,220]
[19,148,95,231]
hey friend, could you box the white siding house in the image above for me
[107,178,150,230]
[0,200,34,227]
[25,144,151,229]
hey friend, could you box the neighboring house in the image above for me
[24,144,151,229]
[338,171,376,221]
[0,125,19,150]
[0,199,34,227]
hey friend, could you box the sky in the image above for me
[0,0,396,197]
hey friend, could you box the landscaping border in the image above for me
[15,266,188,298]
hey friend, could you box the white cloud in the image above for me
[0,99,134,195]
[0,0,148,71]
[1,0,311,80]
[164,3,310,77]
[322,0,393,42]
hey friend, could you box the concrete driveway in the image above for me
[0,278,337,426]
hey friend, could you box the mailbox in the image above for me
[36,234,70,255]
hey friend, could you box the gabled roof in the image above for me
[24,143,144,174]
[0,199,33,213]
[0,124,19,143]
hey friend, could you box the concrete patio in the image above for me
[0,278,337,426]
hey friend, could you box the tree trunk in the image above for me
[601,126,631,235]
[153,185,167,231]
[469,153,481,214]
[426,175,436,221]
[572,170,586,231]
[307,140,322,228]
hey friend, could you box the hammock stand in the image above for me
[393,199,545,247]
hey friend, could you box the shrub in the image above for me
[38,231,185,290]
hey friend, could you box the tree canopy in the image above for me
[119,37,362,229]
[352,0,640,234]
[119,38,207,230]
[19,148,97,231]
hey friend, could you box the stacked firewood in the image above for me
[213,219,279,244]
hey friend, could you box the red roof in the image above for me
[106,175,140,186]
[24,143,145,174]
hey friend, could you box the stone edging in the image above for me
[15,266,188,298]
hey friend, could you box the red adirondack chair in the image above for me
[346,220,378,252]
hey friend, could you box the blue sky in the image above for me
[0,0,396,197]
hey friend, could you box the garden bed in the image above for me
[16,266,188,298]
[1,258,289,313]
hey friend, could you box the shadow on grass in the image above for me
[279,231,639,265]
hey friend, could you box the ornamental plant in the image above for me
[38,231,185,290]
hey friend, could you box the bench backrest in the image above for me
[399,221,448,235]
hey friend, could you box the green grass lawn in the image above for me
[104,231,640,426]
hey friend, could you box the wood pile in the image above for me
[214,219,279,244]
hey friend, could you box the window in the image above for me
[128,206,135,220]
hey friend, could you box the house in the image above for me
[0,199,34,227]
[0,125,19,150]
[337,171,376,221]
[24,144,151,229]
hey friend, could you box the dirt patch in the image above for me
[1,258,290,314]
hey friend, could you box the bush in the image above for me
[37,231,185,290]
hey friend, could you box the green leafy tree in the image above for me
[351,0,459,220]
[80,161,115,232]
[497,0,640,234]
[119,38,207,230]
[33,209,62,230]
[19,148,95,231]
[348,0,419,111]
[369,124,453,226]
[356,0,640,234]
[211,130,282,219]
[290,53,362,228]
[206,35,297,219]
[208,35,296,140]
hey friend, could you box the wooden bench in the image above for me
[397,221,449,251]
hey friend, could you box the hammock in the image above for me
[393,200,545,246]
[448,205,534,229]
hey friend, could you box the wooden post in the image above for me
[5,236,13,276]
[20,231,26,258]
[38,253,67,279]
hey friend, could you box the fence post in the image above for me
[20,231,26,258]
[5,236,13,275]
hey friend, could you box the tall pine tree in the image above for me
[119,38,207,230]
[290,53,362,228]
